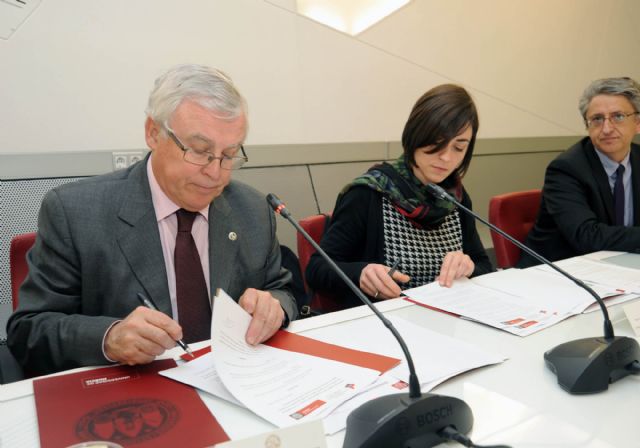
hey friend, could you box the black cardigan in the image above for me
[305,185,494,309]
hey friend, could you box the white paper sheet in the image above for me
[301,315,506,383]
[403,278,572,336]
[473,268,619,314]
[286,297,413,334]
[300,314,506,434]
[583,294,640,313]
[623,300,640,337]
[210,290,380,428]
[533,256,640,295]
[320,375,408,435]
[160,350,242,406]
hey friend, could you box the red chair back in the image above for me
[10,232,37,311]
[488,190,541,269]
[297,214,342,313]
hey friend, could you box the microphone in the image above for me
[266,193,475,448]
[425,183,640,394]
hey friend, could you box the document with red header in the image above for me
[403,266,623,336]
[211,291,384,427]
[161,330,400,411]
[33,359,228,448]
[162,290,393,429]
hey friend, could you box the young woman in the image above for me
[305,84,493,309]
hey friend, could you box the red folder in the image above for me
[33,359,228,448]
[182,329,401,374]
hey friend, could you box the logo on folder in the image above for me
[75,398,179,444]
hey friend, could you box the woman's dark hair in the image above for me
[401,84,479,183]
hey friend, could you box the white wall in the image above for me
[1,0,639,154]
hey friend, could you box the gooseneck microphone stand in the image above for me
[267,193,511,448]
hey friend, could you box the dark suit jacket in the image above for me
[7,159,296,375]
[519,137,640,267]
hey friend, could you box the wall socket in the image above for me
[112,151,144,171]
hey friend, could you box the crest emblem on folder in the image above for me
[75,398,179,444]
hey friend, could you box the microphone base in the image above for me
[343,392,473,448]
[544,336,640,394]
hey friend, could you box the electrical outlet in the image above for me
[128,152,144,165]
[112,152,129,170]
[112,151,144,171]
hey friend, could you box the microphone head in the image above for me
[265,193,283,211]
[343,392,473,448]
[265,193,291,218]
[425,183,450,201]
[544,336,640,394]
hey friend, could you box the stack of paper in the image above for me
[403,254,640,336]
[532,256,640,312]
[161,290,505,435]
[162,291,395,429]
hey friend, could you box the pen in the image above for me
[136,292,194,358]
[387,258,401,278]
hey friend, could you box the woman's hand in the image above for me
[437,251,474,287]
[359,263,411,300]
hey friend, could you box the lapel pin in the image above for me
[228,231,237,241]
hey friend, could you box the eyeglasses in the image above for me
[585,112,639,129]
[165,127,248,170]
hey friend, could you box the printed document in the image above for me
[403,259,630,336]
[164,290,381,429]
[532,256,640,295]
[404,277,572,336]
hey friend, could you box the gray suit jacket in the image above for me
[7,159,297,375]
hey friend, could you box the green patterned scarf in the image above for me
[341,156,462,229]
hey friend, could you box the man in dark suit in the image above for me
[7,64,297,375]
[519,77,640,267]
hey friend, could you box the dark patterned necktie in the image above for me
[175,209,211,342]
[613,164,625,226]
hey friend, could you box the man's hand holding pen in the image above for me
[104,306,185,365]
[103,289,284,365]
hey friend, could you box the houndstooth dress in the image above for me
[381,196,462,288]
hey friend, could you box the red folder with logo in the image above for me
[33,359,228,448]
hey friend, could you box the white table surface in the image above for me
[2,291,639,447]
